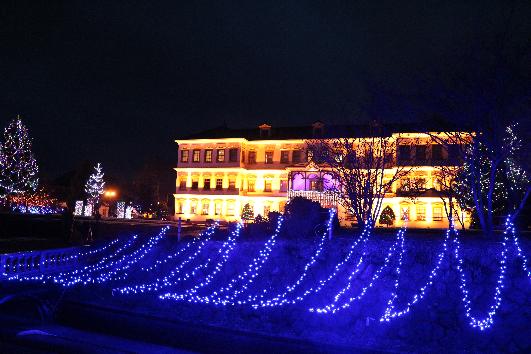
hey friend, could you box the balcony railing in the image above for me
[176,187,240,195]
[288,189,338,208]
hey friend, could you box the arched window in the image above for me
[307,173,320,191]
[201,199,210,215]
[291,173,305,191]
[322,173,335,191]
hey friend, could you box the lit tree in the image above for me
[84,163,105,209]
[0,115,39,203]
[241,203,254,224]
[379,205,395,227]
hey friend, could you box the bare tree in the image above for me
[308,125,415,228]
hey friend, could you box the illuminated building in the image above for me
[174,122,470,228]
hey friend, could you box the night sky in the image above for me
[1,1,529,181]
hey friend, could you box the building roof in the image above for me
[181,118,465,141]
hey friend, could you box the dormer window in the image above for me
[312,121,325,137]
[259,123,272,138]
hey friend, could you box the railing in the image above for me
[176,188,240,195]
[288,190,338,208]
[0,246,88,279]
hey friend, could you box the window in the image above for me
[401,207,410,221]
[180,150,189,163]
[398,145,411,161]
[280,180,288,192]
[201,200,209,215]
[432,145,443,160]
[448,144,460,161]
[215,201,222,215]
[229,148,238,162]
[415,145,427,163]
[228,178,236,190]
[216,178,223,190]
[292,150,302,163]
[179,179,187,189]
[217,149,225,162]
[227,201,235,216]
[416,205,426,221]
[263,205,271,217]
[280,151,289,163]
[191,180,199,190]
[265,151,274,164]
[264,180,272,192]
[205,149,213,163]
[248,151,256,164]
[433,207,443,221]
[248,180,255,192]
[203,178,210,190]
[192,150,200,163]
[190,200,197,214]
[176,200,184,214]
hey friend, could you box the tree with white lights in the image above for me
[85,163,105,210]
[0,115,39,203]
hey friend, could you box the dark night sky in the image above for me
[1,1,529,181]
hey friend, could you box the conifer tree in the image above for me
[84,163,105,208]
[0,115,39,201]
[241,203,254,223]
[379,205,395,227]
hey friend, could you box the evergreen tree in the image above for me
[0,115,39,200]
[379,206,395,227]
[84,163,105,208]
[241,203,254,223]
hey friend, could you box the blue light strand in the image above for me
[8,234,139,283]
[52,228,169,286]
[248,211,376,308]
[115,223,220,295]
[141,222,218,272]
[159,222,243,301]
[310,226,406,314]
[240,209,339,307]
[380,228,450,321]
[453,222,507,331]
[186,216,284,305]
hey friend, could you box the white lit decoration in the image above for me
[125,205,133,219]
[116,201,125,218]
[83,203,93,217]
[74,200,84,216]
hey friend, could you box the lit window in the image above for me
[176,200,184,214]
[190,200,197,214]
[280,180,288,192]
[265,151,274,164]
[263,205,270,217]
[401,207,410,221]
[216,178,223,190]
[215,201,222,215]
[227,201,235,216]
[192,150,200,162]
[180,150,189,163]
[228,178,236,190]
[203,178,210,190]
[248,180,255,192]
[433,207,443,221]
[416,205,426,221]
[205,150,213,163]
[201,200,210,215]
[264,180,272,192]
[217,149,225,162]
[179,179,187,189]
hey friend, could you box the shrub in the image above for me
[284,197,322,238]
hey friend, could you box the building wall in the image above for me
[174,134,471,229]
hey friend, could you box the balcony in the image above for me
[288,189,338,208]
